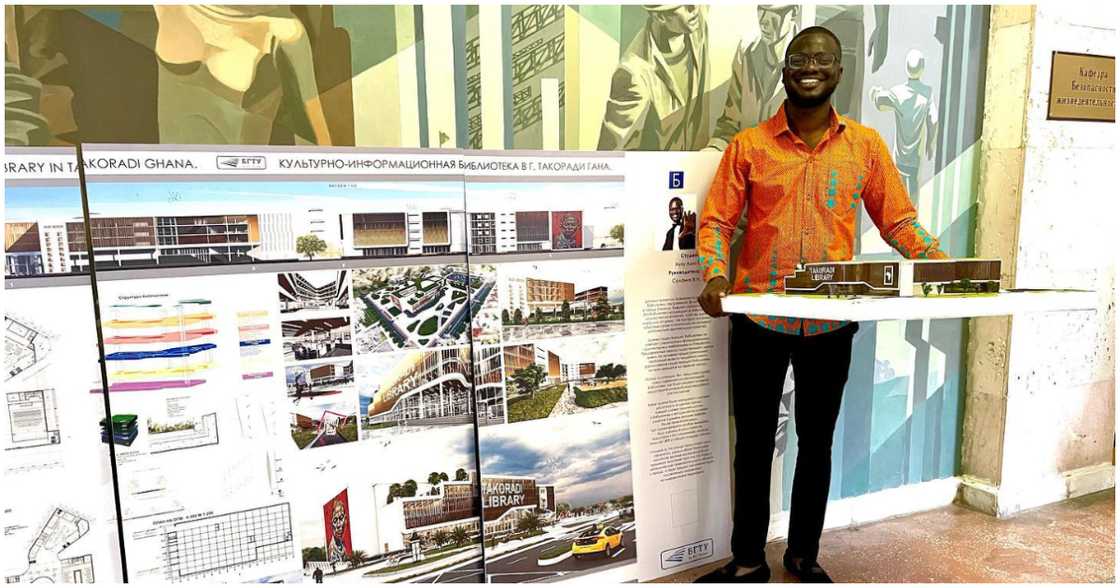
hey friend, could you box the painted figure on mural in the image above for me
[870,49,939,202]
[153,5,332,145]
[815,4,890,121]
[597,5,710,151]
[707,5,801,151]
[326,497,349,565]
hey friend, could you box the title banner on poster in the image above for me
[3,149,80,180]
[462,151,625,178]
[77,145,462,178]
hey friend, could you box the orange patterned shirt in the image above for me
[698,103,947,336]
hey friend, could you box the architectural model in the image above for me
[783,259,1001,297]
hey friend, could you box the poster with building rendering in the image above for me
[2,148,125,584]
[75,145,482,583]
[464,152,639,582]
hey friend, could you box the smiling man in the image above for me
[695,27,946,583]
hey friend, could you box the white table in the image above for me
[720,289,1098,321]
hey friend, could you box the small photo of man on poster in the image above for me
[662,195,697,251]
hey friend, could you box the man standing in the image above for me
[695,27,946,583]
[663,196,697,250]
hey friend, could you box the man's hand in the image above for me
[680,211,697,240]
[698,275,731,317]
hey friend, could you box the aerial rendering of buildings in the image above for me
[352,265,492,351]
[364,348,473,429]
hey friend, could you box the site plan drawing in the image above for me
[4,507,96,583]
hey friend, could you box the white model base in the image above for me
[721,290,1096,322]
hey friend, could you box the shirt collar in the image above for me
[767,101,847,138]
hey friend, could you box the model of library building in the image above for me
[783,259,1002,297]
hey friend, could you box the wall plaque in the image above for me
[1047,51,1115,122]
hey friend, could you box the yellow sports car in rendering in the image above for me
[571,525,623,558]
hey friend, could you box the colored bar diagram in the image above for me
[103,300,217,392]
[237,310,274,380]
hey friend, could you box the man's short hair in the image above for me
[785,26,843,60]
[669,196,684,207]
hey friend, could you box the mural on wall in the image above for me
[4,4,990,507]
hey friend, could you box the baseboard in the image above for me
[765,477,962,542]
[957,463,1115,518]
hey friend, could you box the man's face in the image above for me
[758,6,796,44]
[656,5,701,35]
[561,216,578,237]
[668,199,684,224]
[781,33,843,108]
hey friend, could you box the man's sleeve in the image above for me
[862,133,948,259]
[597,65,649,150]
[698,138,749,280]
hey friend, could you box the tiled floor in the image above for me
[655,489,1114,583]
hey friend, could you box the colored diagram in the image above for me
[238,309,274,380]
[102,300,217,392]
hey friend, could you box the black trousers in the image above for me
[729,315,858,565]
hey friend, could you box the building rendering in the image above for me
[364,473,559,556]
[366,348,473,427]
[467,209,597,255]
[287,361,354,397]
[502,341,614,393]
[481,475,557,538]
[53,214,261,271]
[370,476,481,555]
[573,286,608,312]
[503,343,562,384]
[504,277,577,318]
[282,318,352,361]
[342,208,466,258]
[473,346,505,425]
[278,271,350,313]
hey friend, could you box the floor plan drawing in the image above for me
[4,507,95,583]
[5,389,61,450]
[5,314,53,383]
[158,503,294,582]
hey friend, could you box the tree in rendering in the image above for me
[387,483,402,504]
[403,479,418,497]
[450,525,470,547]
[296,234,328,260]
[593,297,612,321]
[432,529,449,549]
[455,468,469,481]
[513,308,524,324]
[511,364,546,399]
[428,472,443,487]
[502,309,510,324]
[516,512,542,535]
[560,300,571,322]
[610,224,624,244]
[347,549,367,568]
